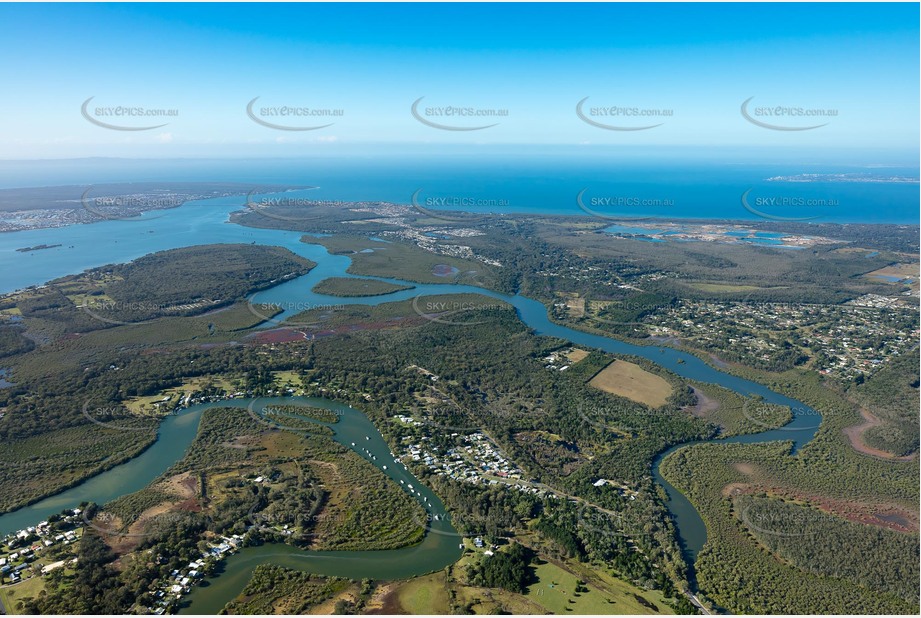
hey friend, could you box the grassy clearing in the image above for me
[124,375,236,415]
[393,573,452,613]
[451,557,672,615]
[565,348,590,364]
[0,575,45,614]
[272,370,303,391]
[522,559,669,615]
[589,360,673,407]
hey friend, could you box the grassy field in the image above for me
[564,348,590,363]
[589,360,673,407]
[272,370,303,390]
[392,573,452,613]
[0,575,45,614]
[523,559,670,615]
[449,556,672,615]
[311,276,413,297]
[124,375,237,415]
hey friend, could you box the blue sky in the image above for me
[0,2,917,159]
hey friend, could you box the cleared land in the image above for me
[564,348,590,364]
[0,574,45,614]
[523,559,669,615]
[589,360,673,407]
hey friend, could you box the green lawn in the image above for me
[523,559,670,615]
[0,576,45,614]
[394,573,452,614]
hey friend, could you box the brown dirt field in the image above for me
[305,458,351,549]
[311,584,360,614]
[566,297,586,318]
[565,348,590,363]
[107,500,178,556]
[165,472,199,498]
[365,582,402,614]
[685,386,720,419]
[589,360,673,407]
[842,408,917,462]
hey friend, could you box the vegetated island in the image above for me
[311,277,414,297]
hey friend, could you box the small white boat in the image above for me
[382,465,388,470]
[350,442,355,446]
[400,480,404,484]
[365,436,370,440]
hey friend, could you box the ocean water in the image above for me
[0,156,917,224]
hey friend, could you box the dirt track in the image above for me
[842,408,917,462]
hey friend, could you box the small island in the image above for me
[16,244,62,253]
[311,276,414,297]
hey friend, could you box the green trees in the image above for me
[661,442,919,614]
[468,543,535,593]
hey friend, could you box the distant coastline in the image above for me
[767,173,919,183]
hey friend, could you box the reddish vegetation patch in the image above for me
[245,328,308,344]
[724,483,919,534]
[198,342,236,350]
[842,408,917,462]
[432,264,460,277]
[177,498,203,512]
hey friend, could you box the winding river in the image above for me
[0,193,822,610]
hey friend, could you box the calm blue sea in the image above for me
[0,156,917,224]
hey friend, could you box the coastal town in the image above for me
[642,297,919,380]
[0,187,261,233]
